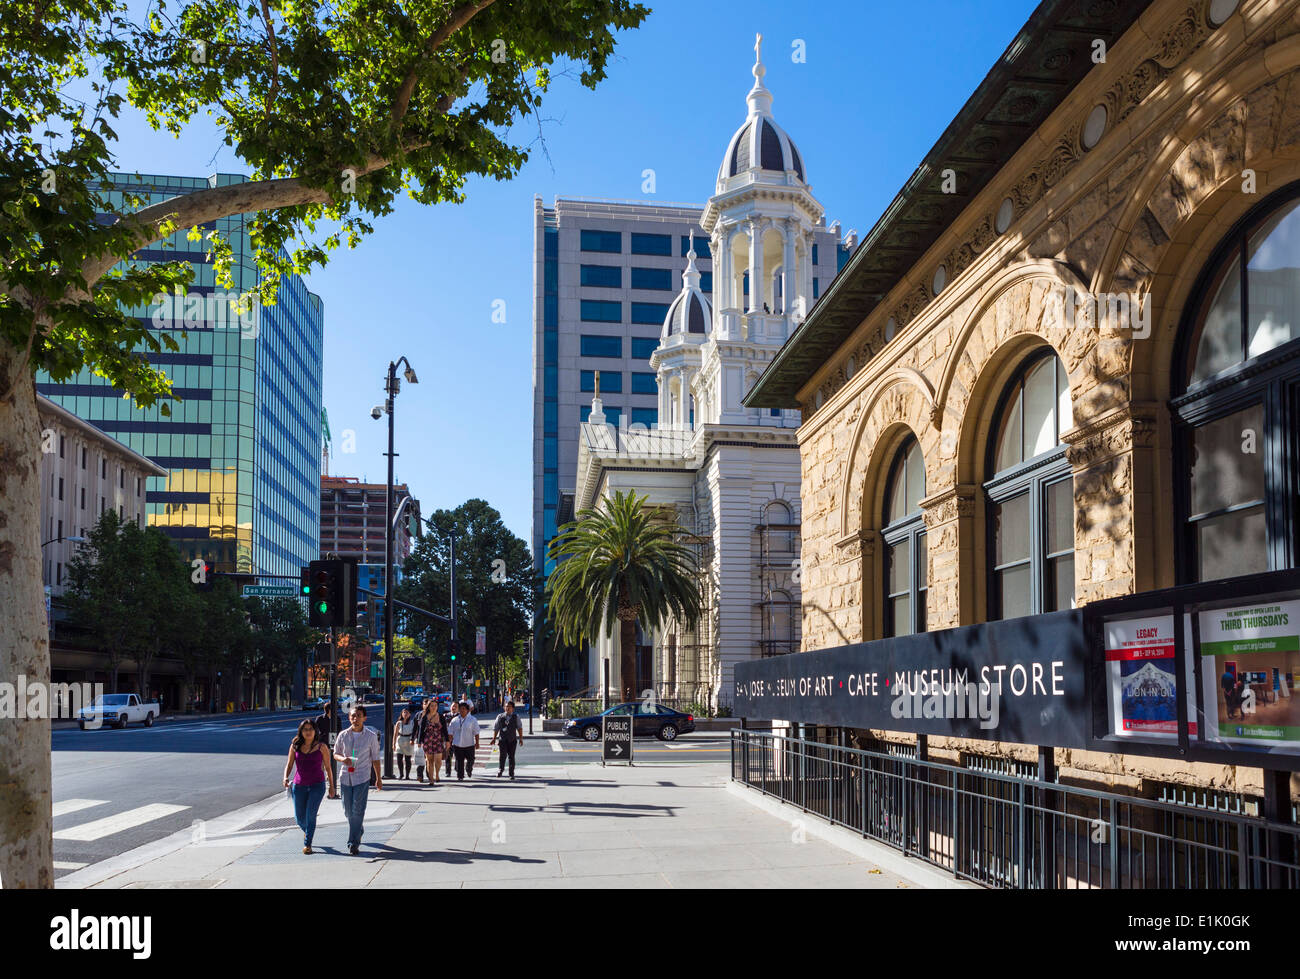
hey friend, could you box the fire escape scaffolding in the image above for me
[756,520,801,658]
[655,512,716,709]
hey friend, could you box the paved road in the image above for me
[50,705,731,878]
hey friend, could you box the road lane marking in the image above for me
[53,803,191,841]
[548,739,563,752]
[53,861,88,871]
[53,799,108,818]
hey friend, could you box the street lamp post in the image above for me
[376,356,418,780]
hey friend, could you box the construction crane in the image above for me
[321,407,333,476]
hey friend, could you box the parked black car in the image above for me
[563,702,695,742]
[406,695,425,713]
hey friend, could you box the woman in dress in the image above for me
[283,718,335,854]
[393,706,416,780]
[417,699,444,784]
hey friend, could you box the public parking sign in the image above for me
[602,714,633,765]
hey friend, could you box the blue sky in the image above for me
[106,0,1038,549]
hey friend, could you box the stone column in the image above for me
[748,219,764,313]
[715,229,731,309]
[782,219,796,318]
[919,484,976,631]
[1064,402,1160,604]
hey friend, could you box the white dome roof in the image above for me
[717,35,805,187]
[662,242,712,340]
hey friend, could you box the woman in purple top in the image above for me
[283,718,335,854]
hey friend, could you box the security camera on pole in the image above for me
[373,356,418,780]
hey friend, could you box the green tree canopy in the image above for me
[395,498,534,690]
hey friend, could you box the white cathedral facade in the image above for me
[573,37,852,709]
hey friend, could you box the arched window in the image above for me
[883,437,927,636]
[1174,184,1300,581]
[986,351,1074,620]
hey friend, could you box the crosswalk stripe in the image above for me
[53,803,191,841]
[53,861,88,871]
[53,799,108,818]
[548,739,563,752]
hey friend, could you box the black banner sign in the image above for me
[734,610,1091,749]
[602,715,633,763]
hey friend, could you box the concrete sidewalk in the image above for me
[57,754,935,889]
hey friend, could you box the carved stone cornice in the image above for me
[919,484,976,528]
[1063,401,1160,471]
[835,527,879,559]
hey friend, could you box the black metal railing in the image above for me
[731,730,1300,889]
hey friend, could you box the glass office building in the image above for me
[37,172,324,578]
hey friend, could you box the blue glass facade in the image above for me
[37,172,323,578]
[540,225,559,576]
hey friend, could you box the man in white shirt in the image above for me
[447,700,480,781]
[333,705,383,854]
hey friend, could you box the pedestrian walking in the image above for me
[313,699,340,796]
[333,704,383,854]
[413,700,442,784]
[393,707,416,780]
[489,699,524,779]
[447,700,480,780]
[442,706,453,779]
[283,718,336,854]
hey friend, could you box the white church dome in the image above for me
[662,239,712,340]
[717,34,805,187]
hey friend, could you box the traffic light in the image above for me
[356,601,369,637]
[305,559,358,628]
[448,637,459,662]
[195,559,215,592]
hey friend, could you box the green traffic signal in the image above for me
[317,602,329,614]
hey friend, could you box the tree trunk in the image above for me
[619,618,637,704]
[0,341,53,888]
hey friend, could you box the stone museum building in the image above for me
[741,0,1300,837]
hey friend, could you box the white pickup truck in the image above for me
[78,694,160,730]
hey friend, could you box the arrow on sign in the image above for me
[609,743,623,755]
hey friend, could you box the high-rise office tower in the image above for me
[37,171,324,579]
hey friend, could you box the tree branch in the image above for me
[81,152,407,287]
[389,0,496,128]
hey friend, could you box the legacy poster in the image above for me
[1199,599,1300,751]
[1104,613,1196,740]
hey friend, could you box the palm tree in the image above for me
[546,490,702,702]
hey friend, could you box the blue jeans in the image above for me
[289,781,326,846]
[340,782,370,847]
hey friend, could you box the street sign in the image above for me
[602,714,633,766]
[243,584,299,598]
[475,625,486,656]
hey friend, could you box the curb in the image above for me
[55,792,286,890]
[725,779,978,890]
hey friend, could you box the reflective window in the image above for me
[882,437,927,637]
[1177,184,1300,581]
[986,351,1074,620]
